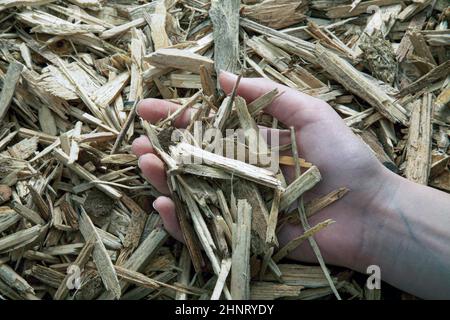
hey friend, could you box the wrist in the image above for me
[350,167,404,273]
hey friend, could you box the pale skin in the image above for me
[133,71,450,299]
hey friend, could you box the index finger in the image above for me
[137,98,193,128]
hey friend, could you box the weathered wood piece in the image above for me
[209,0,240,74]
[405,94,433,185]
[230,200,252,300]
[0,62,23,122]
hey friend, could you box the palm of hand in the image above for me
[133,72,389,269]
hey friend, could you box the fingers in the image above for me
[153,196,184,243]
[132,133,184,243]
[137,98,192,128]
[219,71,333,128]
[138,153,170,194]
[131,135,154,157]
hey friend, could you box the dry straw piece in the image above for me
[0,0,448,300]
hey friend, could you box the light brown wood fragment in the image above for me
[142,33,213,82]
[250,282,303,300]
[100,18,146,40]
[399,61,450,97]
[353,4,402,57]
[209,0,240,74]
[0,207,21,233]
[175,246,192,300]
[41,243,84,256]
[5,136,38,160]
[213,97,234,131]
[97,227,169,300]
[240,18,315,58]
[149,0,171,50]
[306,187,349,217]
[79,207,121,299]
[0,62,23,123]
[23,250,59,264]
[409,31,437,70]
[0,0,56,12]
[92,72,130,108]
[128,29,145,104]
[0,224,46,254]
[19,43,33,70]
[0,264,35,295]
[18,128,57,145]
[31,23,104,36]
[396,12,427,62]
[11,202,45,226]
[430,154,450,179]
[146,48,214,74]
[227,88,279,128]
[211,258,232,300]
[26,264,65,288]
[273,219,334,263]
[263,264,333,288]
[178,164,231,180]
[247,36,319,89]
[286,187,350,225]
[122,228,169,273]
[0,131,18,152]
[279,166,321,211]
[120,271,177,300]
[231,199,252,300]
[266,189,280,247]
[216,189,234,229]
[180,183,221,274]
[316,44,408,125]
[172,143,283,189]
[172,192,203,273]
[47,4,113,28]
[53,148,122,199]
[233,180,270,254]
[55,59,107,125]
[308,21,357,59]
[241,0,307,30]
[199,65,216,97]
[116,195,148,265]
[113,265,160,290]
[405,94,433,185]
[54,239,95,300]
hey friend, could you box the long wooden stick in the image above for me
[0,61,23,122]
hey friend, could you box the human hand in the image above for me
[132,71,393,270]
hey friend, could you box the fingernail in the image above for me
[135,102,142,117]
[138,156,143,168]
[152,200,157,211]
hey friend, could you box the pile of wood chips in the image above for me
[0,0,448,300]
